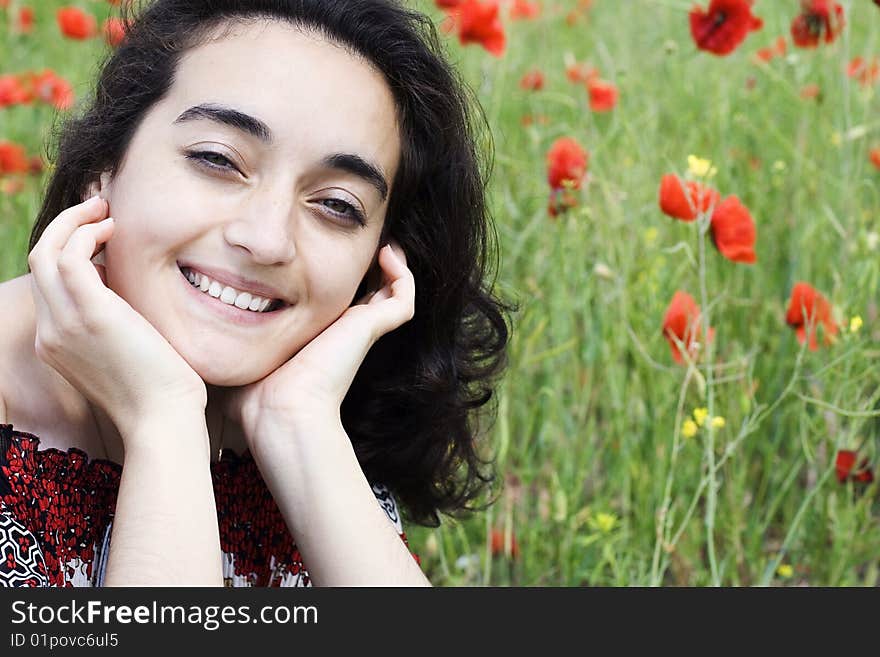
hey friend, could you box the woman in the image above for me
[0,0,511,586]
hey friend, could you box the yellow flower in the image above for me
[687,154,717,179]
[850,315,863,333]
[682,419,698,439]
[776,563,793,579]
[693,407,709,426]
[710,416,726,429]
[644,227,658,244]
[592,512,618,534]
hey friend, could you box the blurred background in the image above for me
[2,0,879,585]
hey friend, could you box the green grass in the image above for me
[2,1,879,586]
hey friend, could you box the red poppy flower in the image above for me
[565,57,599,84]
[436,0,462,9]
[0,74,32,107]
[57,7,98,39]
[546,137,588,190]
[0,141,29,175]
[754,36,787,63]
[785,282,838,350]
[709,195,756,263]
[586,78,617,112]
[835,450,874,484]
[658,174,720,221]
[102,17,127,47]
[449,0,506,57]
[14,6,34,34]
[662,291,714,364]
[490,528,520,559]
[846,57,880,87]
[510,0,540,20]
[870,148,880,170]
[799,83,821,100]
[690,0,763,56]
[519,68,544,91]
[24,69,74,110]
[790,0,844,48]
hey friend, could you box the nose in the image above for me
[223,192,297,265]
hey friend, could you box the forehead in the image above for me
[166,19,400,177]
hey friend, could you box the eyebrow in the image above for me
[173,103,389,201]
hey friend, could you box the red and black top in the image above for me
[0,423,419,587]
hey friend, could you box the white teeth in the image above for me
[219,286,237,304]
[234,292,252,310]
[181,267,278,313]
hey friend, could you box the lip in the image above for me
[178,265,288,326]
[176,260,289,304]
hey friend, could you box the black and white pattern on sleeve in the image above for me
[0,512,49,587]
[371,483,403,533]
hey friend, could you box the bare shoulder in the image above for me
[0,274,34,370]
[0,274,33,425]
[0,273,101,453]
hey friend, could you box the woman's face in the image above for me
[94,20,401,386]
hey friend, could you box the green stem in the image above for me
[698,208,720,586]
[650,367,695,585]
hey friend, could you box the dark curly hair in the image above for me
[27,0,514,528]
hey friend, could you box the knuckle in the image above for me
[78,310,103,334]
[34,328,60,357]
[56,251,76,274]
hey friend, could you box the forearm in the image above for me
[255,416,431,587]
[104,411,223,586]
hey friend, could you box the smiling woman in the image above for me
[0,0,513,587]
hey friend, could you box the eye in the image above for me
[184,150,240,174]
[318,197,367,227]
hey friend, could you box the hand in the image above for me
[28,195,208,441]
[220,242,415,453]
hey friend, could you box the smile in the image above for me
[177,264,288,326]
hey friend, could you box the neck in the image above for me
[88,386,241,465]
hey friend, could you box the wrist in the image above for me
[118,406,212,461]
[247,402,341,440]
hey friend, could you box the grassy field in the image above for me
[2,0,879,586]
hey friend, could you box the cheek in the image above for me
[305,252,372,312]
[106,191,210,260]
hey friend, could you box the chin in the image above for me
[183,355,272,388]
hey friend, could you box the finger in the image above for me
[28,195,109,318]
[372,244,415,329]
[57,218,115,307]
[31,194,108,261]
[381,245,415,303]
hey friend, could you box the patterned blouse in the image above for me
[0,423,419,587]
